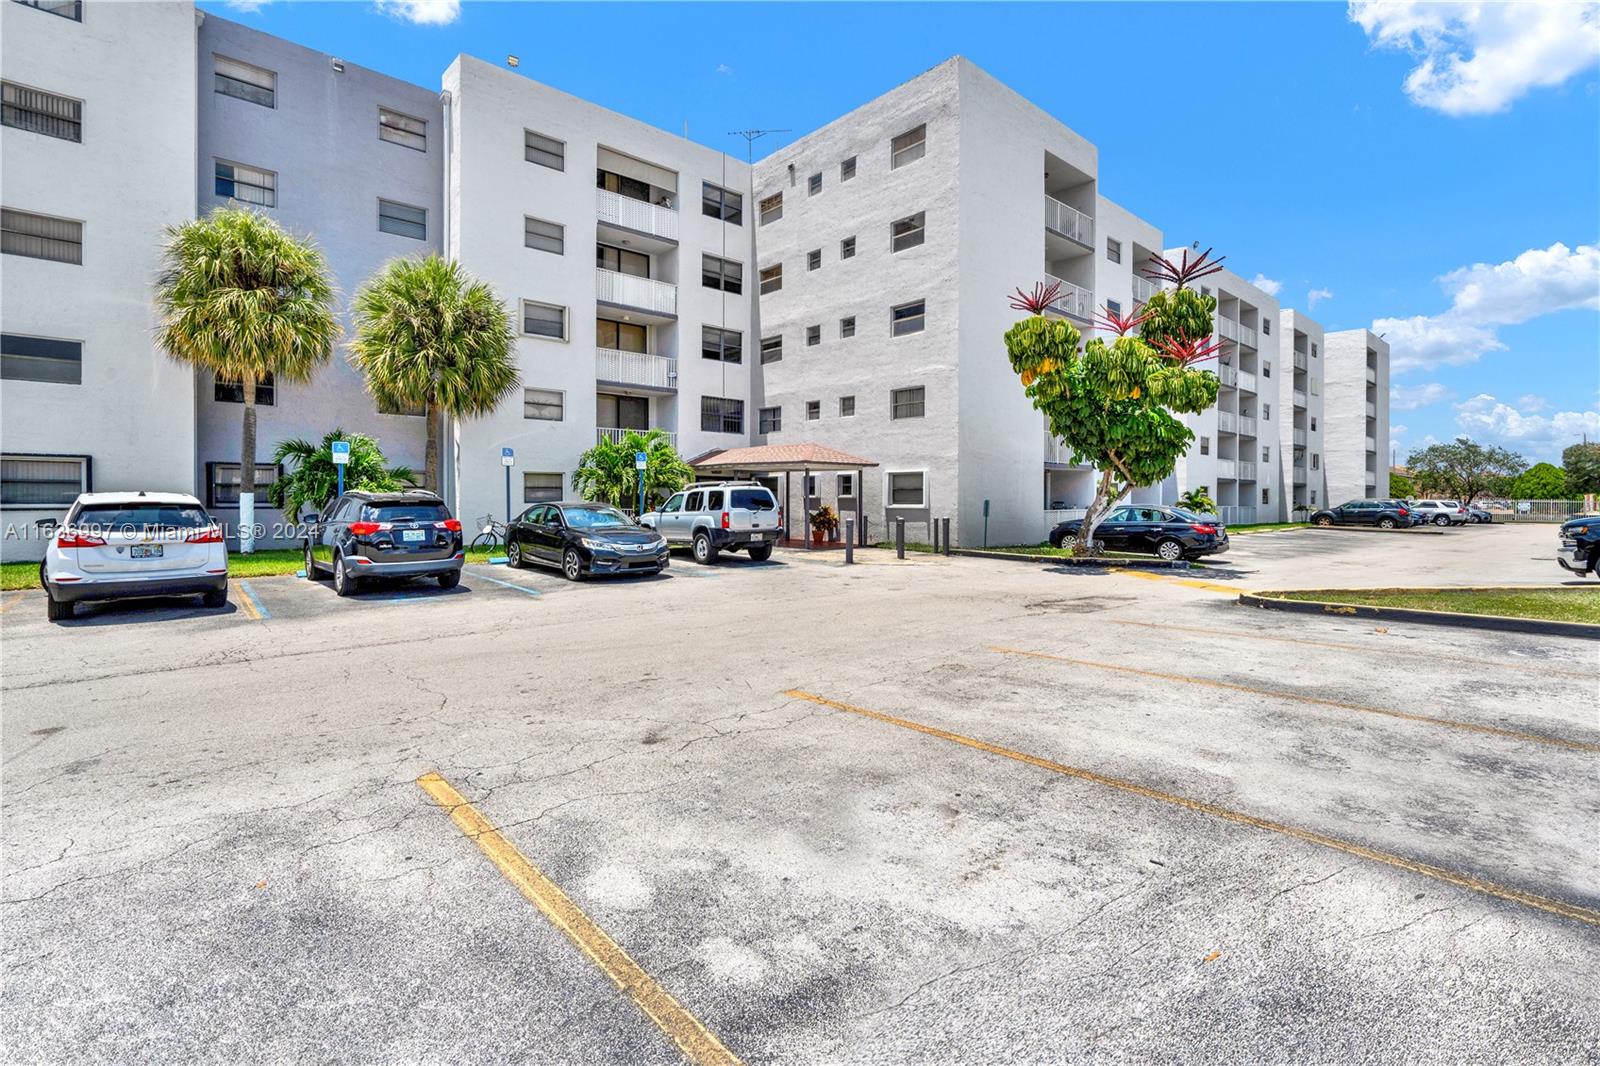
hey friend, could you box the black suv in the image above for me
[1048,505,1229,560]
[301,490,464,596]
[1309,499,1413,529]
[1556,515,1600,578]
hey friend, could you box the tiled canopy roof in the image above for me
[689,442,878,471]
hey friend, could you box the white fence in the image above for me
[1044,195,1093,245]
[596,268,676,315]
[595,348,676,390]
[596,188,678,241]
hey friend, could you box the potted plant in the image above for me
[810,504,839,545]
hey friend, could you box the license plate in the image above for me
[401,529,426,543]
[131,544,163,559]
[749,533,767,542]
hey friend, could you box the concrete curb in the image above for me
[1240,589,1600,639]
[949,548,1190,570]
[1305,525,1447,535]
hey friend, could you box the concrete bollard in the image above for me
[932,519,940,554]
[895,517,905,559]
[942,517,951,555]
[844,519,854,565]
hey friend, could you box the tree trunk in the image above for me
[1075,467,1133,556]
[424,400,440,493]
[239,372,257,554]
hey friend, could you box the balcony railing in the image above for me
[1217,364,1238,388]
[596,268,676,316]
[1237,415,1258,437]
[1292,464,1307,484]
[1045,273,1093,319]
[597,427,675,448]
[1365,470,1378,486]
[1131,274,1157,304]
[1216,459,1237,479]
[596,348,677,391]
[1237,370,1257,394]
[1365,436,1377,451]
[1293,350,1308,371]
[1044,196,1093,245]
[1293,428,1307,446]
[1218,411,1238,433]
[1216,317,1239,343]
[1365,401,1377,418]
[1237,460,1258,480]
[1366,366,1377,384]
[596,188,678,242]
[1044,507,1088,521]
[1220,505,1256,526]
[1293,389,1307,408]
[1238,323,1258,349]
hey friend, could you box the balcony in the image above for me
[1044,196,1093,245]
[1216,317,1240,343]
[1365,401,1377,418]
[1365,470,1378,486]
[598,427,675,448]
[596,348,677,391]
[1216,459,1237,479]
[1293,389,1307,408]
[1365,436,1377,451]
[1217,364,1239,388]
[1237,415,1258,437]
[1237,370,1258,394]
[1237,460,1258,480]
[1219,505,1256,526]
[1238,323,1258,349]
[596,268,676,317]
[1218,411,1238,433]
[1293,350,1308,371]
[1293,428,1307,446]
[596,188,678,242]
[1366,366,1377,384]
[1131,274,1157,305]
[1292,464,1307,484]
[1045,273,1093,320]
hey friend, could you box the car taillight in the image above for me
[1190,524,1217,534]
[57,530,105,548]
[439,519,462,532]
[184,526,223,544]
[1397,509,1409,516]
[348,521,381,536]
[721,511,730,530]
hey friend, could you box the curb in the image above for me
[1239,590,1600,639]
[1305,525,1447,535]
[949,548,1190,570]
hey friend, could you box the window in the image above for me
[839,395,855,417]
[523,388,564,421]
[807,248,821,271]
[759,406,782,433]
[702,182,743,224]
[891,300,926,337]
[891,211,925,252]
[0,454,87,506]
[890,124,926,169]
[596,318,646,353]
[215,160,275,207]
[1262,446,1271,462]
[1262,317,1271,335]
[377,199,426,240]
[701,396,744,434]
[806,400,820,420]
[887,471,925,506]
[1106,299,1122,316]
[596,243,649,277]
[1,208,80,264]
[524,472,563,504]
[525,216,564,255]
[596,169,649,202]
[1262,403,1271,420]
[841,156,857,181]
[378,107,425,151]
[759,193,783,225]
[214,372,274,406]
[1261,488,1270,505]
[808,172,822,195]
[759,264,783,294]
[1311,342,1319,358]
[1106,237,1122,264]
[2,82,81,142]
[702,326,742,363]
[1310,379,1319,395]
[760,335,783,364]
[214,56,275,108]
[838,473,855,496]
[803,474,818,496]
[840,236,856,259]
[1262,360,1271,378]
[1310,417,1318,431]
[524,130,564,170]
[1311,490,1317,504]
[702,254,742,293]
[1311,453,1320,470]
[1,333,80,384]
[840,316,856,339]
[208,462,279,508]
[1200,436,1210,455]
[12,1,82,21]
[522,301,568,340]
[806,325,820,346]
[891,386,925,419]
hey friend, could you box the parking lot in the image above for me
[2,523,1596,1063]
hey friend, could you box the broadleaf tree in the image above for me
[1406,438,1524,505]
[267,429,415,521]
[1509,462,1568,501]
[1562,442,1600,496]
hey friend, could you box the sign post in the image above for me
[501,447,515,523]
[331,439,351,497]
[634,451,648,518]
[982,498,990,548]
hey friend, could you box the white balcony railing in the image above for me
[596,187,678,242]
[1365,401,1377,418]
[1217,410,1238,433]
[1238,323,1258,349]
[1216,317,1240,342]
[1365,436,1377,451]
[1293,389,1307,407]
[1216,459,1238,479]
[1292,464,1307,483]
[597,427,675,448]
[1045,273,1093,319]
[1365,470,1378,486]
[1044,195,1093,245]
[1217,364,1239,388]
[1293,350,1308,371]
[1131,274,1157,304]
[1366,366,1377,384]
[1237,415,1258,437]
[1220,505,1256,525]
[1237,460,1258,481]
[596,348,677,391]
[596,268,676,316]
[1293,428,1307,446]
[1237,370,1258,394]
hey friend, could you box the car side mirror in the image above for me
[302,513,319,525]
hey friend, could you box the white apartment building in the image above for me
[1323,329,1391,504]
[0,10,1389,559]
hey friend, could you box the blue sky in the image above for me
[206,0,1600,465]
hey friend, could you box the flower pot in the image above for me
[811,530,825,545]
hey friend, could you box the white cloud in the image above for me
[1350,1,1600,116]
[374,0,459,25]
[1390,382,1455,410]
[1454,393,1600,460]
[715,63,734,76]
[223,0,268,10]
[1374,241,1599,372]
[1518,394,1549,413]
[1307,287,1334,309]
[1249,273,1282,297]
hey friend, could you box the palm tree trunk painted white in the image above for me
[239,371,257,554]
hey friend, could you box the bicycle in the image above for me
[469,514,508,555]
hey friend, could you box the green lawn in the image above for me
[1226,522,1310,534]
[1273,587,1600,625]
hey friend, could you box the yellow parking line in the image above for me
[231,580,262,621]
[416,772,741,1066]
[782,690,1600,929]
[0,592,27,614]
[987,646,1600,754]
[1107,619,1600,679]
[1111,568,1240,594]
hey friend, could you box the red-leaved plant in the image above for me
[1142,247,1225,289]
[1151,333,1224,366]
[1093,304,1150,337]
[1008,280,1063,315]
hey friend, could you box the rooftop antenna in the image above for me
[728,128,791,164]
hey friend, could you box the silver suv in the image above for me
[1411,499,1469,526]
[640,482,781,563]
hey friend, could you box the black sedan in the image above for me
[1309,499,1413,529]
[506,501,668,580]
[1048,505,1229,560]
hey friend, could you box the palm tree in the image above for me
[348,255,518,494]
[156,207,339,552]
[267,429,415,522]
[574,428,693,512]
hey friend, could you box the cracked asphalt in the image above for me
[2,524,1597,1064]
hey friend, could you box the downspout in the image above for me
[439,87,461,518]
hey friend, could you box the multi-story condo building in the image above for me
[1323,328,1391,504]
[0,7,1390,559]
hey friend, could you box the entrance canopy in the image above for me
[689,443,878,549]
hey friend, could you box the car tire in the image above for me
[693,532,717,565]
[1315,516,1334,527]
[304,544,320,580]
[562,548,584,581]
[202,586,228,609]
[507,541,524,569]
[1434,515,1450,527]
[748,544,773,562]
[45,593,73,622]
[437,570,461,590]
[333,553,358,597]
[1155,538,1184,562]
[1378,517,1397,530]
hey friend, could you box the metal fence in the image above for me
[1485,499,1591,522]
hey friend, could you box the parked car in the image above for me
[301,490,463,596]
[507,501,667,580]
[1390,500,1427,527]
[1309,500,1413,529]
[1047,505,1229,561]
[39,492,228,621]
[1556,514,1600,578]
[640,481,782,564]
[1466,504,1493,524]
[1410,499,1470,526]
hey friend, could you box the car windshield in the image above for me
[73,503,211,531]
[731,489,776,510]
[365,503,449,523]
[563,506,632,530]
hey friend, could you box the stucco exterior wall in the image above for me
[1323,328,1389,505]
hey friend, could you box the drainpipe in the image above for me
[439,87,461,518]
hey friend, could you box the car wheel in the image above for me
[507,541,524,568]
[45,593,73,622]
[1378,517,1397,529]
[1155,538,1184,562]
[562,548,584,581]
[693,532,717,565]
[1315,515,1334,527]
[437,569,461,590]
[748,544,774,562]
[202,586,228,609]
[304,544,320,580]
[333,553,358,597]
[1434,515,1450,527]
